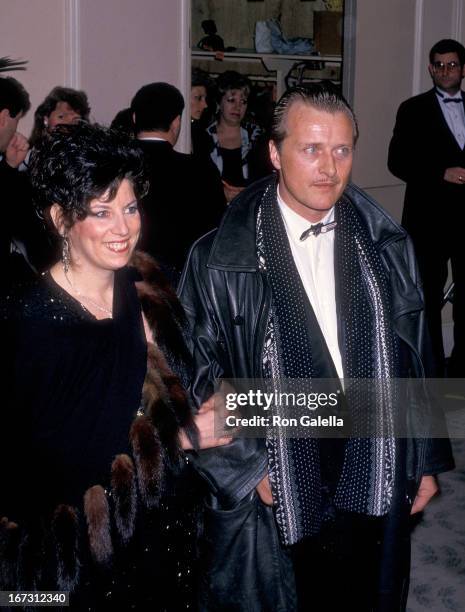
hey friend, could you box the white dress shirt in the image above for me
[277,188,344,379]
[436,87,465,150]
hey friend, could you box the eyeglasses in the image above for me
[431,61,462,72]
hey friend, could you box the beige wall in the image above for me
[351,0,417,201]
[80,0,187,125]
[1,0,67,137]
[2,0,190,146]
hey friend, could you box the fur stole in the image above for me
[0,251,197,593]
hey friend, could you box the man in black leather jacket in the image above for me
[179,84,454,612]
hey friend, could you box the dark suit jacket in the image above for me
[0,157,52,289]
[388,88,465,238]
[137,139,226,283]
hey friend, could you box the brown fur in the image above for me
[83,486,112,565]
[130,416,163,507]
[132,253,198,450]
[52,504,80,592]
[111,454,137,543]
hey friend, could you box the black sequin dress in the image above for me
[0,267,201,611]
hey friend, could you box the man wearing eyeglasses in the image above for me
[388,39,465,378]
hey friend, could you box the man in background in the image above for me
[131,82,225,283]
[0,76,45,285]
[388,39,465,377]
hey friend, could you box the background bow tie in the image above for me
[444,97,463,104]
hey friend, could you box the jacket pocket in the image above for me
[198,494,296,612]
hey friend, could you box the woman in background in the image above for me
[190,67,211,158]
[0,123,226,610]
[206,70,270,202]
[29,86,90,147]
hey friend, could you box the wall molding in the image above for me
[342,0,357,105]
[64,0,80,89]
[412,0,424,97]
[451,0,463,41]
[179,0,191,153]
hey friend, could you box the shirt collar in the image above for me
[277,185,335,241]
[435,87,463,102]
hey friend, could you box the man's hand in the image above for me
[256,474,273,506]
[444,166,465,185]
[5,132,29,169]
[179,394,232,450]
[410,475,438,514]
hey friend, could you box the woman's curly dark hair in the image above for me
[29,86,91,147]
[29,122,148,232]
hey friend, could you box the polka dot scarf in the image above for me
[258,182,399,546]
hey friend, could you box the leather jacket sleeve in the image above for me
[178,237,268,509]
[347,183,455,482]
[382,232,455,479]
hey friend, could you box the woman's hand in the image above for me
[179,394,232,450]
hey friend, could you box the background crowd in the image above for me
[0,40,462,609]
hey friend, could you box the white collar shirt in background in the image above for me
[436,87,465,150]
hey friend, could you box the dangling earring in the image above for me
[62,234,70,274]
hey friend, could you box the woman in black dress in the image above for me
[0,123,225,610]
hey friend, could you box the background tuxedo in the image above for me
[137,139,226,284]
[388,88,465,375]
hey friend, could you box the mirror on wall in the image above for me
[187,0,355,155]
[191,0,348,100]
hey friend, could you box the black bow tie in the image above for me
[299,220,337,241]
[436,88,463,103]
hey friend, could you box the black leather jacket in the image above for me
[179,175,454,509]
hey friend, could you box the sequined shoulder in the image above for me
[0,274,89,324]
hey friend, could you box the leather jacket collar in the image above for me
[208,174,407,266]
[205,174,423,319]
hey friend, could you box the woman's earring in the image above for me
[44,118,49,127]
[62,234,70,274]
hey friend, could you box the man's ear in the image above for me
[169,114,182,144]
[172,114,181,132]
[428,64,435,80]
[269,140,282,172]
[0,108,9,128]
[50,203,65,235]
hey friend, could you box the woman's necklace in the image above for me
[64,269,113,318]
